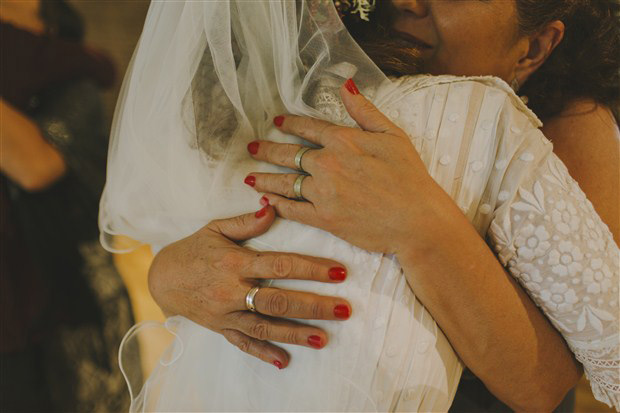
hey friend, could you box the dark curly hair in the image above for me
[517,0,619,121]
[341,0,620,122]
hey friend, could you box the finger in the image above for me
[253,287,352,320]
[340,78,402,135]
[261,193,319,227]
[248,141,319,173]
[206,206,276,242]
[221,329,289,369]
[232,311,329,349]
[272,114,345,147]
[247,173,318,201]
[244,250,347,283]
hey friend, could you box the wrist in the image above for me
[393,180,467,260]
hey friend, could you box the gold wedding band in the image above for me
[245,285,261,312]
[293,174,308,201]
[294,147,312,173]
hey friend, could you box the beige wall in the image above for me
[69,0,150,127]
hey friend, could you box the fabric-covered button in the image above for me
[439,155,452,165]
[448,113,460,122]
[520,152,535,162]
[479,203,492,214]
[389,109,400,119]
[417,340,431,354]
[374,317,387,329]
[386,345,398,357]
[495,159,508,170]
[498,190,510,202]
[471,160,484,172]
[511,125,521,134]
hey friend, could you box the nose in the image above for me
[391,0,429,18]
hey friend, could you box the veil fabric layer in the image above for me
[99,0,388,252]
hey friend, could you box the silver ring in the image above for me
[294,147,312,173]
[245,285,261,312]
[293,174,308,201]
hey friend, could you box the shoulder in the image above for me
[541,99,619,157]
[378,74,541,129]
[541,99,619,242]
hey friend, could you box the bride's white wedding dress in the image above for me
[100,2,619,411]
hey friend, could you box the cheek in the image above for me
[426,9,517,79]
[428,30,512,78]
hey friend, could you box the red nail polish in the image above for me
[260,196,270,206]
[273,360,283,369]
[247,141,259,155]
[255,206,268,218]
[308,335,323,349]
[334,304,350,319]
[244,176,256,187]
[328,267,347,281]
[273,115,285,127]
[344,78,360,95]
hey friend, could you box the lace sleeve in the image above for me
[488,151,620,410]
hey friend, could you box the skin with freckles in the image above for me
[392,0,524,79]
[390,0,564,86]
[246,84,434,255]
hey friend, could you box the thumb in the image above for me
[207,205,276,242]
[340,78,401,135]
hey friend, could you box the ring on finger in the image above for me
[293,174,308,201]
[294,147,313,173]
[245,285,261,312]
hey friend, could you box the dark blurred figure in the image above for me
[1,1,134,411]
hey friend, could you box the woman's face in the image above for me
[390,0,528,82]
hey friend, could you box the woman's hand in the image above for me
[245,79,444,255]
[0,99,67,191]
[149,205,352,369]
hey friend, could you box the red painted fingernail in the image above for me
[344,78,360,95]
[244,175,256,187]
[308,335,323,349]
[328,267,347,281]
[247,141,259,155]
[334,304,351,319]
[273,360,283,369]
[255,206,268,218]
[273,115,285,127]
[260,195,270,206]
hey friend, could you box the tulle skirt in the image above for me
[121,219,463,412]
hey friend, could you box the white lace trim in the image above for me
[489,153,620,410]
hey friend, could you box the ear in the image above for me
[515,20,565,86]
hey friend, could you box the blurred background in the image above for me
[0,1,613,411]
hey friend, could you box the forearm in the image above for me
[0,99,66,191]
[397,187,582,412]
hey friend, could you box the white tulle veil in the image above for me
[99,0,390,252]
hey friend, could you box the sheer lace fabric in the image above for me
[488,151,620,409]
[100,1,619,410]
[378,76,619,410]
